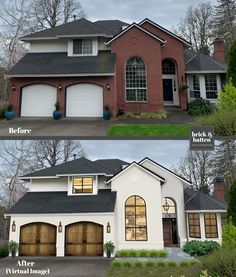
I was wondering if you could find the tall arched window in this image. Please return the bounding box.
[125,195,147,241]
[162,59,175,75]
[162,197,176,214]
[126,56,147,102]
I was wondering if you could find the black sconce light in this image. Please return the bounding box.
[58,84,62,90]
[106,222,111,233]
[12,85,16,91]
[58,222,62,233]
[163,198,170,213]
[12,221,16,232]
[106,84,111,91]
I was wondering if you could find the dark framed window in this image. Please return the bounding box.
[72,177,93,193]
[189,75,200,98]
[162,59,176,75]
[205,75,218,99]
[125,195,147,241]
[188,213,201,238]
[126,56,147,102]
[73,39,92,55]
[204,213,218,238]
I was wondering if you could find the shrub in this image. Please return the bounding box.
[202,248,236,277]
[156,261,166,267]
[0,244,9,257]
[158,249,168,257]
[134,261,142,268]
[111,261,121,267]
[145,261,155,267]
[222,219,236,249]
[218,79,236,111]
[121,111,166,119]
[196,109,236,136]
[0,107,6,118]
[227,180,236,226]
[138,249,149,257]
[122,261,132,268]
[116,250,129,257]
[188,98,215,116]
[116,249,168,258]
[183,240,220,256]
[179,260,190,267]
[167,261,177,267]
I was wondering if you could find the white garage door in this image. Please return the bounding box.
[21,84,57,117]
[66,84,103,117]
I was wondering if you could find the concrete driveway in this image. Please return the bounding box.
[0,257,112,277]
[0,108,191,137]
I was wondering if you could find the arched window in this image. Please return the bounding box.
[125,195,147,241]
[126,56,147,102]
[162,59,175,75]
[162,197,176,214]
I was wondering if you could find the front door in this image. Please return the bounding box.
[65,222,103,256]
[163,79,173,102]
[162,218,178,246]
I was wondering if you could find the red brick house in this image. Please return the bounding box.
[6,18,227,117]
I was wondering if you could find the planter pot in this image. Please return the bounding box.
[106,251,111,258]
[11,250,16,258]
[53,110,62,120]
[103,110,111,120]
[118,109,124,116]
[5,111,15,120]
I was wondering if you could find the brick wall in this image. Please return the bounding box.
[0,68,5,100]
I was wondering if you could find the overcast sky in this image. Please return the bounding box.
[80,140,189,168]
[80,0,218,28]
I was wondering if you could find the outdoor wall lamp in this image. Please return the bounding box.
[58,84,62,90]
[163,198,170,213]
[12,85,16,91]
[58,222,62,233]
[106,222,111,233]
[12,221,16,232]
[106,84,111,91]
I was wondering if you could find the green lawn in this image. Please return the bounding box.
[107,124,190,137]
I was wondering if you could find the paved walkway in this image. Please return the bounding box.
[0,257,112,277]
[0,108,191,137]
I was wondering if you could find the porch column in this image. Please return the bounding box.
[56,223,65,257]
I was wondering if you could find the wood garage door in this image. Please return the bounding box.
[21,84,57,117]
[19,223,56,256]
[65,222,103,256]
[66,84,103,117]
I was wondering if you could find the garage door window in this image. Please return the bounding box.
[72,177,93,194]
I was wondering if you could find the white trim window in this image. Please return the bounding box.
[189,75,200,98]
[205,74,218,99]
[126,56,147,102]
[72,177,93,194]
[73,39,92,55]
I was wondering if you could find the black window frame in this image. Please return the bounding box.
[188,213,201,238]
[204,213,218,238]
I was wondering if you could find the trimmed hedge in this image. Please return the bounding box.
[0,244,9,257]
[111,260,197,268]
[183,240,220,256]
[116,249,168,258]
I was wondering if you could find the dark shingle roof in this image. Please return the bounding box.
[185,48,227,73]
[184,187,227,211]
[22,157,115,178]
[7,51,116,76]
[94,20,129,35]
[6,190,116,214]
[95,159,130,174]
[21,18,116,40]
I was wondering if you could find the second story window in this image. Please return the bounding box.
[72,177,93,193]
[73,39,93,55]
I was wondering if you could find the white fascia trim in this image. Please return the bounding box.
[139,18,192,47]
[57,34,111,38]
[6,73,115,78]
[106,23,166,45]
[19,176,59,180]
[21,37,58,41]
[139,158,192,186]
[5,212,115,217]
[185,71,226,74]
[185,210,226,213]
[106,162,165,184]
[57,173,113,177]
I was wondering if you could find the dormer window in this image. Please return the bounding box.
[72,177,93,193]
[73,39,92,55]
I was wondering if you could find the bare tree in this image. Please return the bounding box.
[175,2,214,54]
[33,0,86,29]
[173,150,214,193]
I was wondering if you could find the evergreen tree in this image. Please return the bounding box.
[227,40,236,85]
[227,180,236,225]
[214,0,236,49]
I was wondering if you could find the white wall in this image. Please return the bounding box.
[30,40,67,53]
[30,178,68,192]
[140,160,188,247]
[111,164,164,250]
[98,38,110,50]
[9,213,115,257]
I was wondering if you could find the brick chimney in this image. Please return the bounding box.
[213,38,225,63]
[213,176,225,202]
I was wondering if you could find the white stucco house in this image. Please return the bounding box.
[5,157,227,257]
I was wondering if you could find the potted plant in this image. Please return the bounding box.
[104,241,115,258]
[8,241,19,258]
[103,105,111,120]
[178,83,189,91]
[53,101,62,120]
[5,104,15,120]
